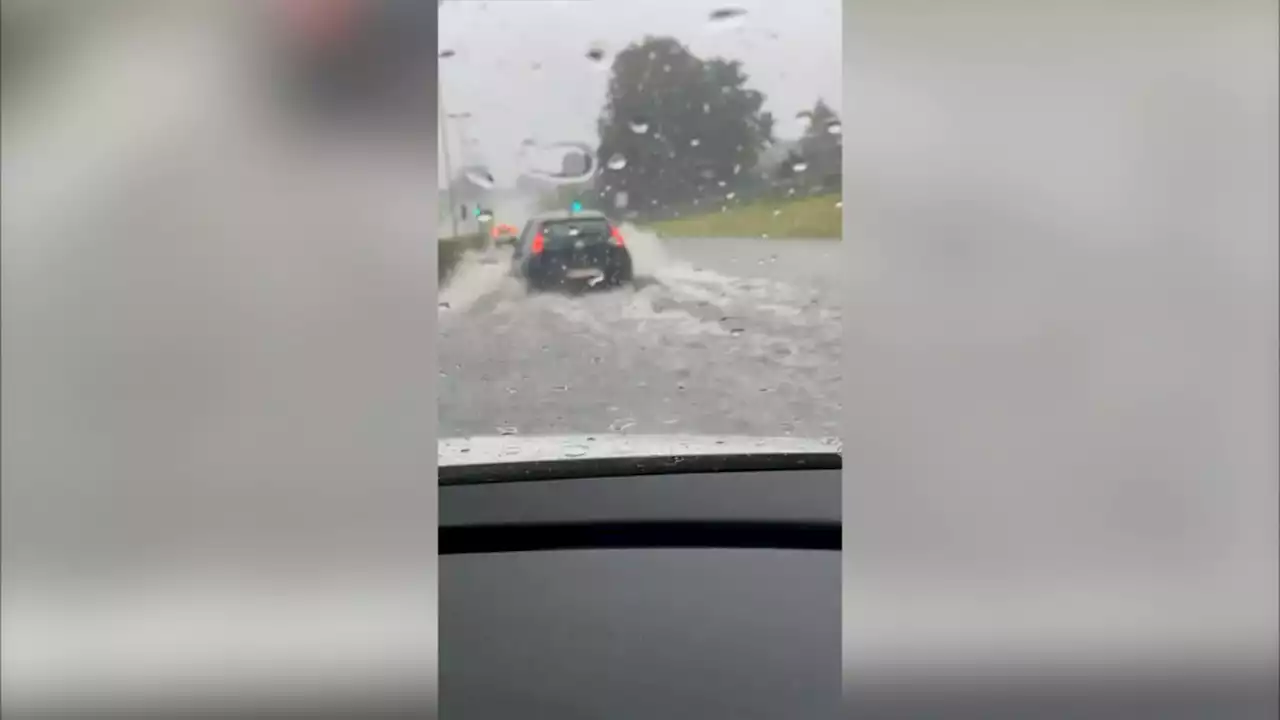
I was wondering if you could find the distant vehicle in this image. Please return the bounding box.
[491,223,519,246]
[511,210,633,292]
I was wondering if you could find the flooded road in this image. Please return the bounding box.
[438,233,842,439]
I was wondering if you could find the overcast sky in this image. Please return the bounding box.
[437,0,842,187]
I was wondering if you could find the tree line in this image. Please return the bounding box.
[549,35,842,218]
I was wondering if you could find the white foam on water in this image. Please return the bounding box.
[438,250,512,315]
[612,223,670,278]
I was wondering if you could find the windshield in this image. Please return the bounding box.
[437,1,842,459]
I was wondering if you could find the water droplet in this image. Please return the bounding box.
[506,387,518,395]
[826,119,842,135]
[585,44,607,63]
[464,166,496,189]
[497,426,518,436]
[729,328,745,337]
[732,163,742,175]
[708,7,748,27]
[553,385,569,392]
[476,210,494,223]
[702,102,711,114]
[520,141,598,185]
[606,153,627,170]
[790,160,809,173]
[439,49,456,59]
[689,138,701,147]
[725,191,736,200]
[795,110,813,132]
[772,209,783,217]
[629,118,650,134]
[761,233,770,239]
[834,201,843,208]
[563,444,589,458]
[438,301,451,309]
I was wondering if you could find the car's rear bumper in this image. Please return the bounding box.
[527,249,632,286]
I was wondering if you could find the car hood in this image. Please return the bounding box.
[439,434,841,467]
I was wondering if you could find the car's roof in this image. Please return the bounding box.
[532,209,610,223]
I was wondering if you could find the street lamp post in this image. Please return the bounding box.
[438,97,460,239]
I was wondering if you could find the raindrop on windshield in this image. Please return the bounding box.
[497,426,518,436]
[826,119,843,135]
[729,328,745,337]
[790,159,809,173]
[794,110,813,133]
[520,141,598,184]
[585,44,607,63]
[834,201,843,208]
[606,153,627,170]
[708,7,748,28]
[772,209,783,217]
[464,166,496,189]
[689,138,701,147]
[563,444,589,458]
[628,118,650,134]
[439,49,456,59]
[725,191,736,200]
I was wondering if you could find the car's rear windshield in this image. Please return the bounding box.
[540,218,612,247]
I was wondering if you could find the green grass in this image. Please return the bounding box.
[645,193,842,239]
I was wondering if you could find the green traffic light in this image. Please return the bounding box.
[570,201,582,213]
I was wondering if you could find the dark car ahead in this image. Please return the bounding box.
[511,211,633,292]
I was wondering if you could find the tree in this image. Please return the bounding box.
[593,36,775,215]
[796,98,842,190]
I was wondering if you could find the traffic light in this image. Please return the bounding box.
[570,200,582,213]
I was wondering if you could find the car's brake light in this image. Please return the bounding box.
[531,233,545,254]
[610,226,626,247]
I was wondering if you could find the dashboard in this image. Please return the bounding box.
[439,463,843,719]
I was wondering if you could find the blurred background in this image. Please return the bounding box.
[3,0,439,715]
[843,0,1278,710]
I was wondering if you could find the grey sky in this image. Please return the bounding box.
[437,0,842,186]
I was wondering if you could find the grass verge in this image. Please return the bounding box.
[645,193,842,239]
